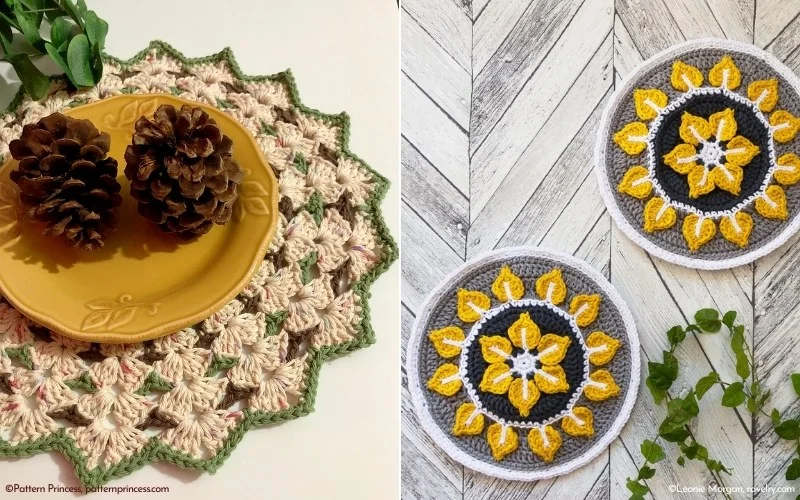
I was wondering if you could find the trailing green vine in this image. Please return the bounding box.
[627,308,800,500]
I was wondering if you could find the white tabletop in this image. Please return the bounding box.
[3,1,399,499]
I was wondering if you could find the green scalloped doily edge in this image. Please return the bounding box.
[0,40,398,487]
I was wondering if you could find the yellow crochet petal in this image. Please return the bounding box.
[507,312,541,350]
[708,108,737,142]
[613,122,649,155]
[562,407,595,437]
[687,165,715,199]
[480,362,513,394]
[679,112,712,146]
[771,110,800,143]
[453,402,485,436]
[479,335,512,364]
[537,334,571,366]
[617,165,652,199]
[633,88,668,120]
[725,135,760,167]
[569,294,601,327]
[428,326,465,358]
[427,363,462,396]
[491,265,524,302]
[643,197,676,232]
[671,60,703,92]
[457,289,491,323]
[509,377,540,417]
[586,331,621,366]
[527,426,562,463]
[719,212,753,248]
[683,214,716,252]
[487,423,518,461]
[711,164,743,196]
[776,153,800,185]
[708,56,741,90]
[755,185,788,220]
[534,365,569,394]
[748,79,779,112]
[535,269,567,305]
[585,370,621,401]
[663,143,698,174]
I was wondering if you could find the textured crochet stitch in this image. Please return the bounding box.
[0,41,397,487]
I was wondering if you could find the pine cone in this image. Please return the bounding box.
[124,104,244,238]
[8,113,122,251]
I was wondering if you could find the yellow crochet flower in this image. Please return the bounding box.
[478,313,570,417]
[663,108,759,198]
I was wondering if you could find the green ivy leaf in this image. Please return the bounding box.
[721,382,745,407]
[66,33,93,86]
[667,325,685,346]
[677,455,685,467]
[695,308,722,332]
[772,408,782,426]
[722,310,737,328]
[626,479,649,498]
[638,465,656,480]
[776,419,800,440]
[640,440,665,463]
[787,458,800,481]
[791,373,800,397]
[695,371,719,400]
[659,425,690,443]
[730,327,750,380]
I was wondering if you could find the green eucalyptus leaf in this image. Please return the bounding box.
[66,33,93,86]
[788,459,800,481]
[84,10,107,48]
[13,3,44,51]
[8,52,49,99]
[721,382,745,407]
[50,16,73,49]
[776,419,800,440]
[44,41,72,81]
[640,440,665,463]
[695,372,719,400]
[722,310,737,328]
[76,0,87,14]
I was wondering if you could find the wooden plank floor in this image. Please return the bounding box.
[401,0,800,498]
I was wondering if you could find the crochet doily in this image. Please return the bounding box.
[0,41,396,486]
[406,248,639,481]
[596,39,800,269]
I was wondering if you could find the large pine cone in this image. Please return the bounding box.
[124,104,244,238]
[8,113,122,251]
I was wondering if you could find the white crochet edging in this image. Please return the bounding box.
[407,247,641,481]
[457,298,591,429]
[595,38,800,270]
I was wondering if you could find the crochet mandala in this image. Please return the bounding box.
[0,41,396,486]
[407,248,639,481]
[596,39,800,269]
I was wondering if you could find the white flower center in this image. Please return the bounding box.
[699,141,724,167]
[511,352,538,377]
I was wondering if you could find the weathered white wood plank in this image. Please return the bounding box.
[705,0,755,42]
[615,0,685,59]
[472,0,537,76]
[402,10,471,131]
[402,0,472,73]
[401,73,469,196]
[755,0,800,49]
[469,35,613,254]
[613,14,645,85]
[402,137,468,257]
[575,210,612,278]
[609,440,639,500]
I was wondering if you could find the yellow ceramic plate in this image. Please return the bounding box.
[0,94,278,343]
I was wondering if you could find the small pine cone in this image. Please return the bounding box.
[8,113,122,251]
[124,104,245,238]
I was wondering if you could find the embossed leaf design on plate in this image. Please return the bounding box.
[233,169,271,221]
[0,183,21,243]
[104,99,160,130]
[82,294,160,331]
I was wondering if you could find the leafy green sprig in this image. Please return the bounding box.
[0,0,108,99]
[628,309,800,499]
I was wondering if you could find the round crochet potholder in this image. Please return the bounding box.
[407,247,639,481]
[596,38,800,269]
[0,41,396,487]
